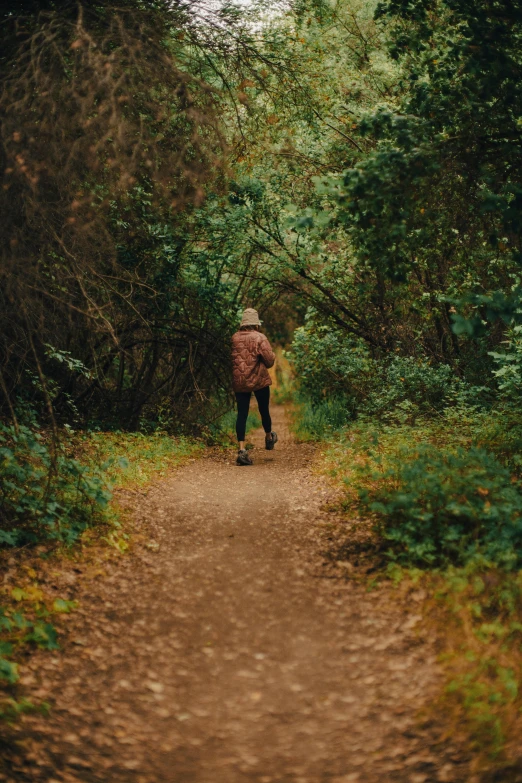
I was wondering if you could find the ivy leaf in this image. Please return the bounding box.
[53,598,78,613]
[11,587,28,602]
[0,657,19,684]
[27,622,59,650]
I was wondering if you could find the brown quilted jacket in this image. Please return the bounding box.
[231,330,275,393]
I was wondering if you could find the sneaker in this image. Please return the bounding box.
[265,431,278,451]
[236,448,253,466]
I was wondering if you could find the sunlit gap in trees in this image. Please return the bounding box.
[182,0,290,29]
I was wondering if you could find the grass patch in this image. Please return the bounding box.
[433,566,522,762]
[381,565,522,768]
[76,430,203,488]
[290,396,352,441]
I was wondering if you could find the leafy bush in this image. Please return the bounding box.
[0,424,112,547]
[358,444,522,568]
[477,420,522,475]
[490,325,522,399]
[290,323,374,410]
[290,320,472,424]
[364,356,460,421]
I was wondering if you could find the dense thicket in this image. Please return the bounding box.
[202,0,522,427]
[0,0,301,431]
[232,0,522,398]
[319,0,522,367]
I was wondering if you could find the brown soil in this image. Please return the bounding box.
[2,406,471,783]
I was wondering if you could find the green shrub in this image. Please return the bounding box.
[467,404,522,474]
[358,444,522,568]
[490,325,522,399]
[289,319,477,423]
[0,423,112,547]
[290,323,373,409]
[364,356,460,420]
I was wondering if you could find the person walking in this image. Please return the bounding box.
[231,308,278,466]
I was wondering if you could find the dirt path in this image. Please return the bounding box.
[3,406,470,783]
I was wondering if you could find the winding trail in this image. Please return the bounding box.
[5,406,469,783]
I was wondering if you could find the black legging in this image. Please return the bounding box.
[235,386,272,442]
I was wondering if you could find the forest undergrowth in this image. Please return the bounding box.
[0,401,262,723]
[0,428,200,722]
[289,390,522,771]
